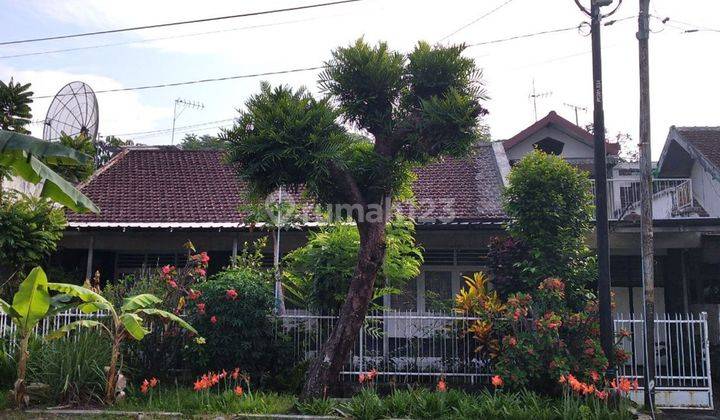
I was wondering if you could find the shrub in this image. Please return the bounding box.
[27,332,110,405]
[0,193,65,290]
[283,216,422,312]
[185,261,292,387]
[455,273,628,394]
[491,151,597,310]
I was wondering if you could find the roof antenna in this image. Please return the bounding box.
[529,79,552,121]
[563,102,588,126]
[171,98,204,145]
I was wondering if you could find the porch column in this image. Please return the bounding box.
[231,236,238,267]
[85,235,95,281]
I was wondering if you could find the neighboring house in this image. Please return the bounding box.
[48,112,720,338]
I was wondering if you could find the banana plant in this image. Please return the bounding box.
[0,267,52,407]
[46,284,198,403]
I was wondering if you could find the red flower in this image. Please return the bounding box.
[197,302,206,315]
[149,377,158,388]
[210,315,218,325]
[140,379,150,394]
[558,375,566,384]
[161,265,174,275]
[226,289,238,300]
[196,267,207,277]
[193,379,204,391]
[358,373,366,383]
[234,385,243,396]
[188,289,202,300]
[200,252,210,264]
[491,375,504,388]
[437,378,447,392]
[590,370,600,383]
[167,279,178,289]
[232,367,240,380]
[367,369,378,381]
[595,390,609,400]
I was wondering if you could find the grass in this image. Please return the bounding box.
[114,387,296,415]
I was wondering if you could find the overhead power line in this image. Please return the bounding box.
[0,15,342,60]
[0,0,362,46]
[439,0,516,42]
[36,21,634,99]
[36,66,326,99]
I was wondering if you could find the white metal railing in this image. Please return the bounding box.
[614,312,713,409]
[590,178,696,220]
[1,308,712,409]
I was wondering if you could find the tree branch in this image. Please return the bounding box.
[328,161,365,206]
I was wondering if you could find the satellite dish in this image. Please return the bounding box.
[43,81,99,142]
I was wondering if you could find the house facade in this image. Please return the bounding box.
[45,112,720,339]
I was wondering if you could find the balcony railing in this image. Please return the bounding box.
[590,178,698,220]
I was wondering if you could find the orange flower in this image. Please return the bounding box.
[590,370,600,383]
[611,378,632,393]
[358,373,366,383]
[149,377,159,388]
[491,375,504,388]
[219,369,227,379]
[232,367,240,380]
[558,375,567,384]
[234,385,244,396]
[437,378,447,392]
[193,379,204,391]
[140,379,150,394]
[367,369,378,381]
[595,390,609,400]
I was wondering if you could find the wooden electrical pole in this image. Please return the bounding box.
[574,0,618,378]
[638,0,656,408]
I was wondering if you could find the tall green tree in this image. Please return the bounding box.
[180,133,226,150]
[0,78,33,134]
[224,39,487,397]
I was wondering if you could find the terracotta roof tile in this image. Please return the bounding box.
[676,127,720,170]
[67,144,506,225]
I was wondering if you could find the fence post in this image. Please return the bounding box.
[358,319,364,375]
[701,312,714,410]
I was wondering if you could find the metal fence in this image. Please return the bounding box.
[614,312,713,409]
[0,308,107,349]
[590,178,695,219]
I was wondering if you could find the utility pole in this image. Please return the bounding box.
[575,0,620,378]
[529,79,552,121]
[638,0,656,409]
[171,98,204,145]
[564,102,588,126]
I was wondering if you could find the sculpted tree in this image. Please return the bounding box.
[224,39,488,397]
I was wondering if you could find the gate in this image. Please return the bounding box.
[615,312,714,409]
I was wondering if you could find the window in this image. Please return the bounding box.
[390,277,418,311]
[533,137,565,155]
[424,271,453,312]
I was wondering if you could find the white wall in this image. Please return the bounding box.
[505,126,594,161]
[691,161,720,217]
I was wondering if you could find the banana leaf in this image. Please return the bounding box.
[0,130,92,166]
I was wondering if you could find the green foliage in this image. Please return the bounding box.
[0,78,33,134]
[27,332,110,405]
[0,337,16,388]
[338,387,385,420]
[295,397,339,416]
[115,387,296,415]
[180,133,226,150]
[0,193,66,283]
[47,133,96,183]
[283,216,422,312]
[0,130,100,213]
[185,261,292,387]
[223,82,347,200]
[492,151,597,309]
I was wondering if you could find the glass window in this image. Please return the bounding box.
[391,277,418,311]
[425,271,453,312]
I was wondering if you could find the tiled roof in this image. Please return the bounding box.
[67,144,506,226]
[676,127,720,170]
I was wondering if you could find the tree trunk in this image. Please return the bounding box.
[104,333,122,404]
[13,332,30,407]
[301,220,388,399]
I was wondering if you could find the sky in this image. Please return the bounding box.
[1,0,719,158]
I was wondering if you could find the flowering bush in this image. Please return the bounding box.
[185,259,293,388]
[103,242,210,379]
[455,273,626,394]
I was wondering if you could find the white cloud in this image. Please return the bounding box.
[0,65,169,140]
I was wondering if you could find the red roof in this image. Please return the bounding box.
[676,127,720,170]
[67,144,506,226]
[503,111,620,156]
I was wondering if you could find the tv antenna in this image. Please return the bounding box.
[171,98,204,145]
[564,102,588,126]
[529,79,552,121]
